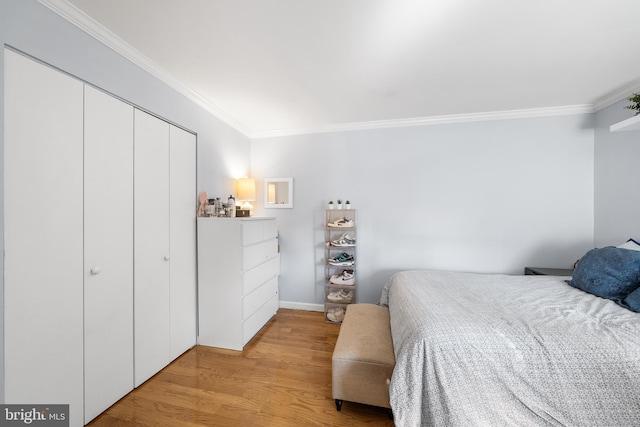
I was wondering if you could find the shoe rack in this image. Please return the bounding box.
[324,209,357,323]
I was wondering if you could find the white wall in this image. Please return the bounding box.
[594,100,640,246]
[252,114,595,308]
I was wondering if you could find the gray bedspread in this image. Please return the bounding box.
[380,270,640,427]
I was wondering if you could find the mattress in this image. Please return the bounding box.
[380,270,640,427]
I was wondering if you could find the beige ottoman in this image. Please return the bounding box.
[332,303,395,418]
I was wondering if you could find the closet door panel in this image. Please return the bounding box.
[169,126,197,359]
[134,109,171,387]
[4,49,84,423]
[84,86,134,422]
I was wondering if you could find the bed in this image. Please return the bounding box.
[380,269,640,427]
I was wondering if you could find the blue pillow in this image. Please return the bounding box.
[567,247,640,303]
[622,287,640,313]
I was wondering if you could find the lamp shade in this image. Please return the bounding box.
[236,177,256,201]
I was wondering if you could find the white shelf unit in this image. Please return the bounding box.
[610,114,640,132]
[324,209,357,323]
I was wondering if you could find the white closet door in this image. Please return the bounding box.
[4,50,84,423]
[134,109,171,387]
[84,86,134,423]
[169,126,197,359]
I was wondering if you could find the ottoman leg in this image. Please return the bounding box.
[335,399,343,411]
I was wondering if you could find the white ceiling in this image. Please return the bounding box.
[46,0,640,137]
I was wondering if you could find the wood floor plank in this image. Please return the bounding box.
[87,309,394,426]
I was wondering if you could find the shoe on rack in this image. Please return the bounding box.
[328,253,354,266]
[330,233,356,247]
[328,252,353,262]
[329,259,354,266]
[327,307,345,322]
[327,217,354,228]
[327,289,353,303]
[330,269,355,285]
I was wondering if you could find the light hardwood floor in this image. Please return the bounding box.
[88,309,395,426]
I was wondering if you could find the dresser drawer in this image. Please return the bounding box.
[243,276,278,321]
[243,294,279,346]
[242,255,279,295]
[262,220,278,240]
[242,219,277,246]
[242,238,277,271]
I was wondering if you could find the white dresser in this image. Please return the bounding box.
[197,217,280,350]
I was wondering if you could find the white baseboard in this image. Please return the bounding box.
[279,301,324,312]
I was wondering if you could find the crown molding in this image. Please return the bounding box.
[593,78,640,112]
[251,104,595,138]
[37,0,254,137]
[36,0,606,141]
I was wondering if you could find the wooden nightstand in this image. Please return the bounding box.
[524,267,574,276]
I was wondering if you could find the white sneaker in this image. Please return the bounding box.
[330,269,355,285]
[327,289,353,303]
[327,217,354,228]
[327,307,345,322]
[330,233,356,247]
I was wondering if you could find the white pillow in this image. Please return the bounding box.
[617,238,640,251]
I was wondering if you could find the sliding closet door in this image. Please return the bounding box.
[169,126,197,359]
[134,109,171,387]
[4,49,84,423]
[84,86,134,423]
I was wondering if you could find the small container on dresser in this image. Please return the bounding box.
[197,217,280,350]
